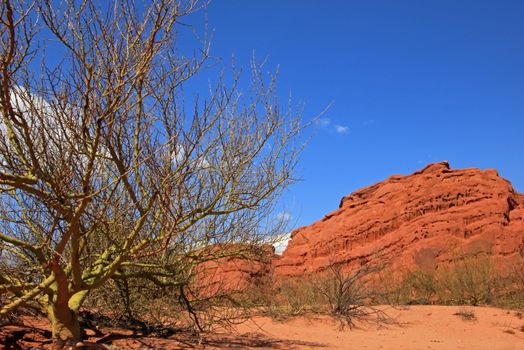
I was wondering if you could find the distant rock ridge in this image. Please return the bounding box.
[274,162,524,276]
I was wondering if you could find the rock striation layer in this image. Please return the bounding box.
[194,244,275,295]
[274,162,524,276]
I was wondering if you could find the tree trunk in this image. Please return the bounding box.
[47,302,82,349]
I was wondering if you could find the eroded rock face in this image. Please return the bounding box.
[193,244,275,296]
[275,162,524,276]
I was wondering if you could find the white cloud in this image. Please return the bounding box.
[315,117,350,135]
[273,232,291,255]
[0,87,110,172]
[335,125,349,134]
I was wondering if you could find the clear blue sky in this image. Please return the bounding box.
[185,0,524,226]
[186,0,524,228]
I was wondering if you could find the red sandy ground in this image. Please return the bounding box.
[1,306,523,349]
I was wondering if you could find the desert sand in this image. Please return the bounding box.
[3,305,523,349]
[233,306,524,350]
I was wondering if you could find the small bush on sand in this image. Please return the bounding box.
[278,277,326,316]
[251,262,392,328]
[453,307,477,321]
[315,264,391,329]
[404,270,437,305]
[251,276,327,320]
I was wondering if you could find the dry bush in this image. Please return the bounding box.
[83,245,277,334]
[247,262,393,329]
[245,275,326,320]
[85,268,259,334]
[402,270,437,305]
[373,271,411,305]
[436,255,496,305]
[315,264,391,329]
[277,277,326,316]
[491,259,524,309]
[85,279,184,332]
[0,309,20,327]
[374,254,524,309]
[453,306,477,321]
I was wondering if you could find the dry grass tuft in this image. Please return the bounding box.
[453,307,476,321]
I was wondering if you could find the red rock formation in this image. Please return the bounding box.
[275,162,524,276]
[193,244,275,296]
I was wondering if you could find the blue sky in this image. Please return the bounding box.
[184,0,524,228]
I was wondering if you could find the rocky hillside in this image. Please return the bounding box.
[275,162,524,276]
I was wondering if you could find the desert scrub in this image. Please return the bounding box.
[404,269,437,305]
[375,255,511,307]
[372,267,438,305]
[436,255,496,305]
[271,276,327,317]
[491,259,524,309]
[453,307,477,321]
[313,264,391,329]
[256,263,392,328]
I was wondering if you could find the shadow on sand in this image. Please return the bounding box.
[95,331,328,349]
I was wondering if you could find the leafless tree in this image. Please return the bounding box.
[0,0,302,347]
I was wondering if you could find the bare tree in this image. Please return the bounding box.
[0,0,302,347]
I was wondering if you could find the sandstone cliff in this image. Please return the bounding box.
[274,162,524,276]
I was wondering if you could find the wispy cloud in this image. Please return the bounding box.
[316,118,331,127]
[276,211,292,222]
[335,125,349,134]
[316,118,349,135]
